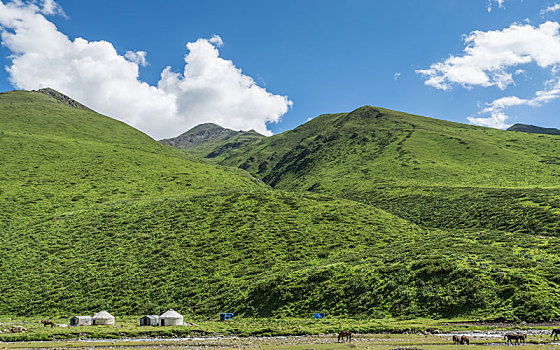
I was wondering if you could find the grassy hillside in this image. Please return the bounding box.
[4,190,560,321]
[0,90,261,225]
[3,90,560,322]
[214,106,560,233]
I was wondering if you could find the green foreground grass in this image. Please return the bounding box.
[1,318,560,350]
[0,315,556,341]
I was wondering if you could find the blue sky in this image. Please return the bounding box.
[1,0,560,138]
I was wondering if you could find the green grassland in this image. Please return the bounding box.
[0,315,556,343]
[0,315,460,341]
[1,318,560,349]
[2,90,560,325]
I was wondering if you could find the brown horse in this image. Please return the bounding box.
[504,333,525,344]
[460,335,469,345]
[338,330,351,342]
[40,320,55,328]
[452,335,461,344]
[552,329,560,341]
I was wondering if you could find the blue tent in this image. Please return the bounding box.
[220,313,235,321]
[314,313,326,319]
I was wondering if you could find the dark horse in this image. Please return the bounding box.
[338,330,351,342]
[504,333,526,344]
[452,335,461,344]
[40,320,55,328]
[551,329,560,341]
[460,335,470,345]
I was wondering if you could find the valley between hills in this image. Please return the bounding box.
[2,88,560,329]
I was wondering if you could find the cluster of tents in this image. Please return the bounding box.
[70,309,184,326]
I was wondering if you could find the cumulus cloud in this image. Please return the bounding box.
[467,111,510,128]
[542,3,560,16]
[418,18,560,129]
[393,72,401,81]
[468,79,560,128]
[0,0,292,139]
[416,21,560,91]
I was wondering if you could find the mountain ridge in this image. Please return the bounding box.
[507,123,560,135]
[159,123,265,160]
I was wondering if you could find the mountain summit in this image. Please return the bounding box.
[159,123,264,159]
[34,87,92,111]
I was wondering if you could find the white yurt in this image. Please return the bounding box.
[159,309,183,326]
[92,310,115,325]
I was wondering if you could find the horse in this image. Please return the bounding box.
[504,333,525,344]
[338,330,351,342]
[552,329,560,341]
[452,335,461,344]
[460,335,469,345]
[40,320,55,328]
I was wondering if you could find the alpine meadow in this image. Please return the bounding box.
[1,88,560,325]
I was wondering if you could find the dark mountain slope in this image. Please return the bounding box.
[159,123,264,160]
[507,123,560,135]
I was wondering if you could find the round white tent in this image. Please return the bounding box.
[159,309,183,326]
[92,310,115,325]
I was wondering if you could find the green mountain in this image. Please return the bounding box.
[0,90,261,226]
[3,91,560,322]
[507,123,560,135]
[194,106,560,234]
[159,123,264,161]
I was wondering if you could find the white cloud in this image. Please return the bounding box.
[393,72,401,81]
[541,3,560,16]
[124,50,148,67]
[208,34,223,47]
[39,0,65,16]
[416,21,560,91]
[0,0,292,139]
[468,111,510,128]
[468,79,560,128]
[488,0,505,12]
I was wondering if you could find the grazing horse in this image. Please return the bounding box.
[504,333,525,344]
[460,335,469,345]
[40,320,55,328]
[452,335,461,344]
[338,330,351,342]
[552,329,560,341]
